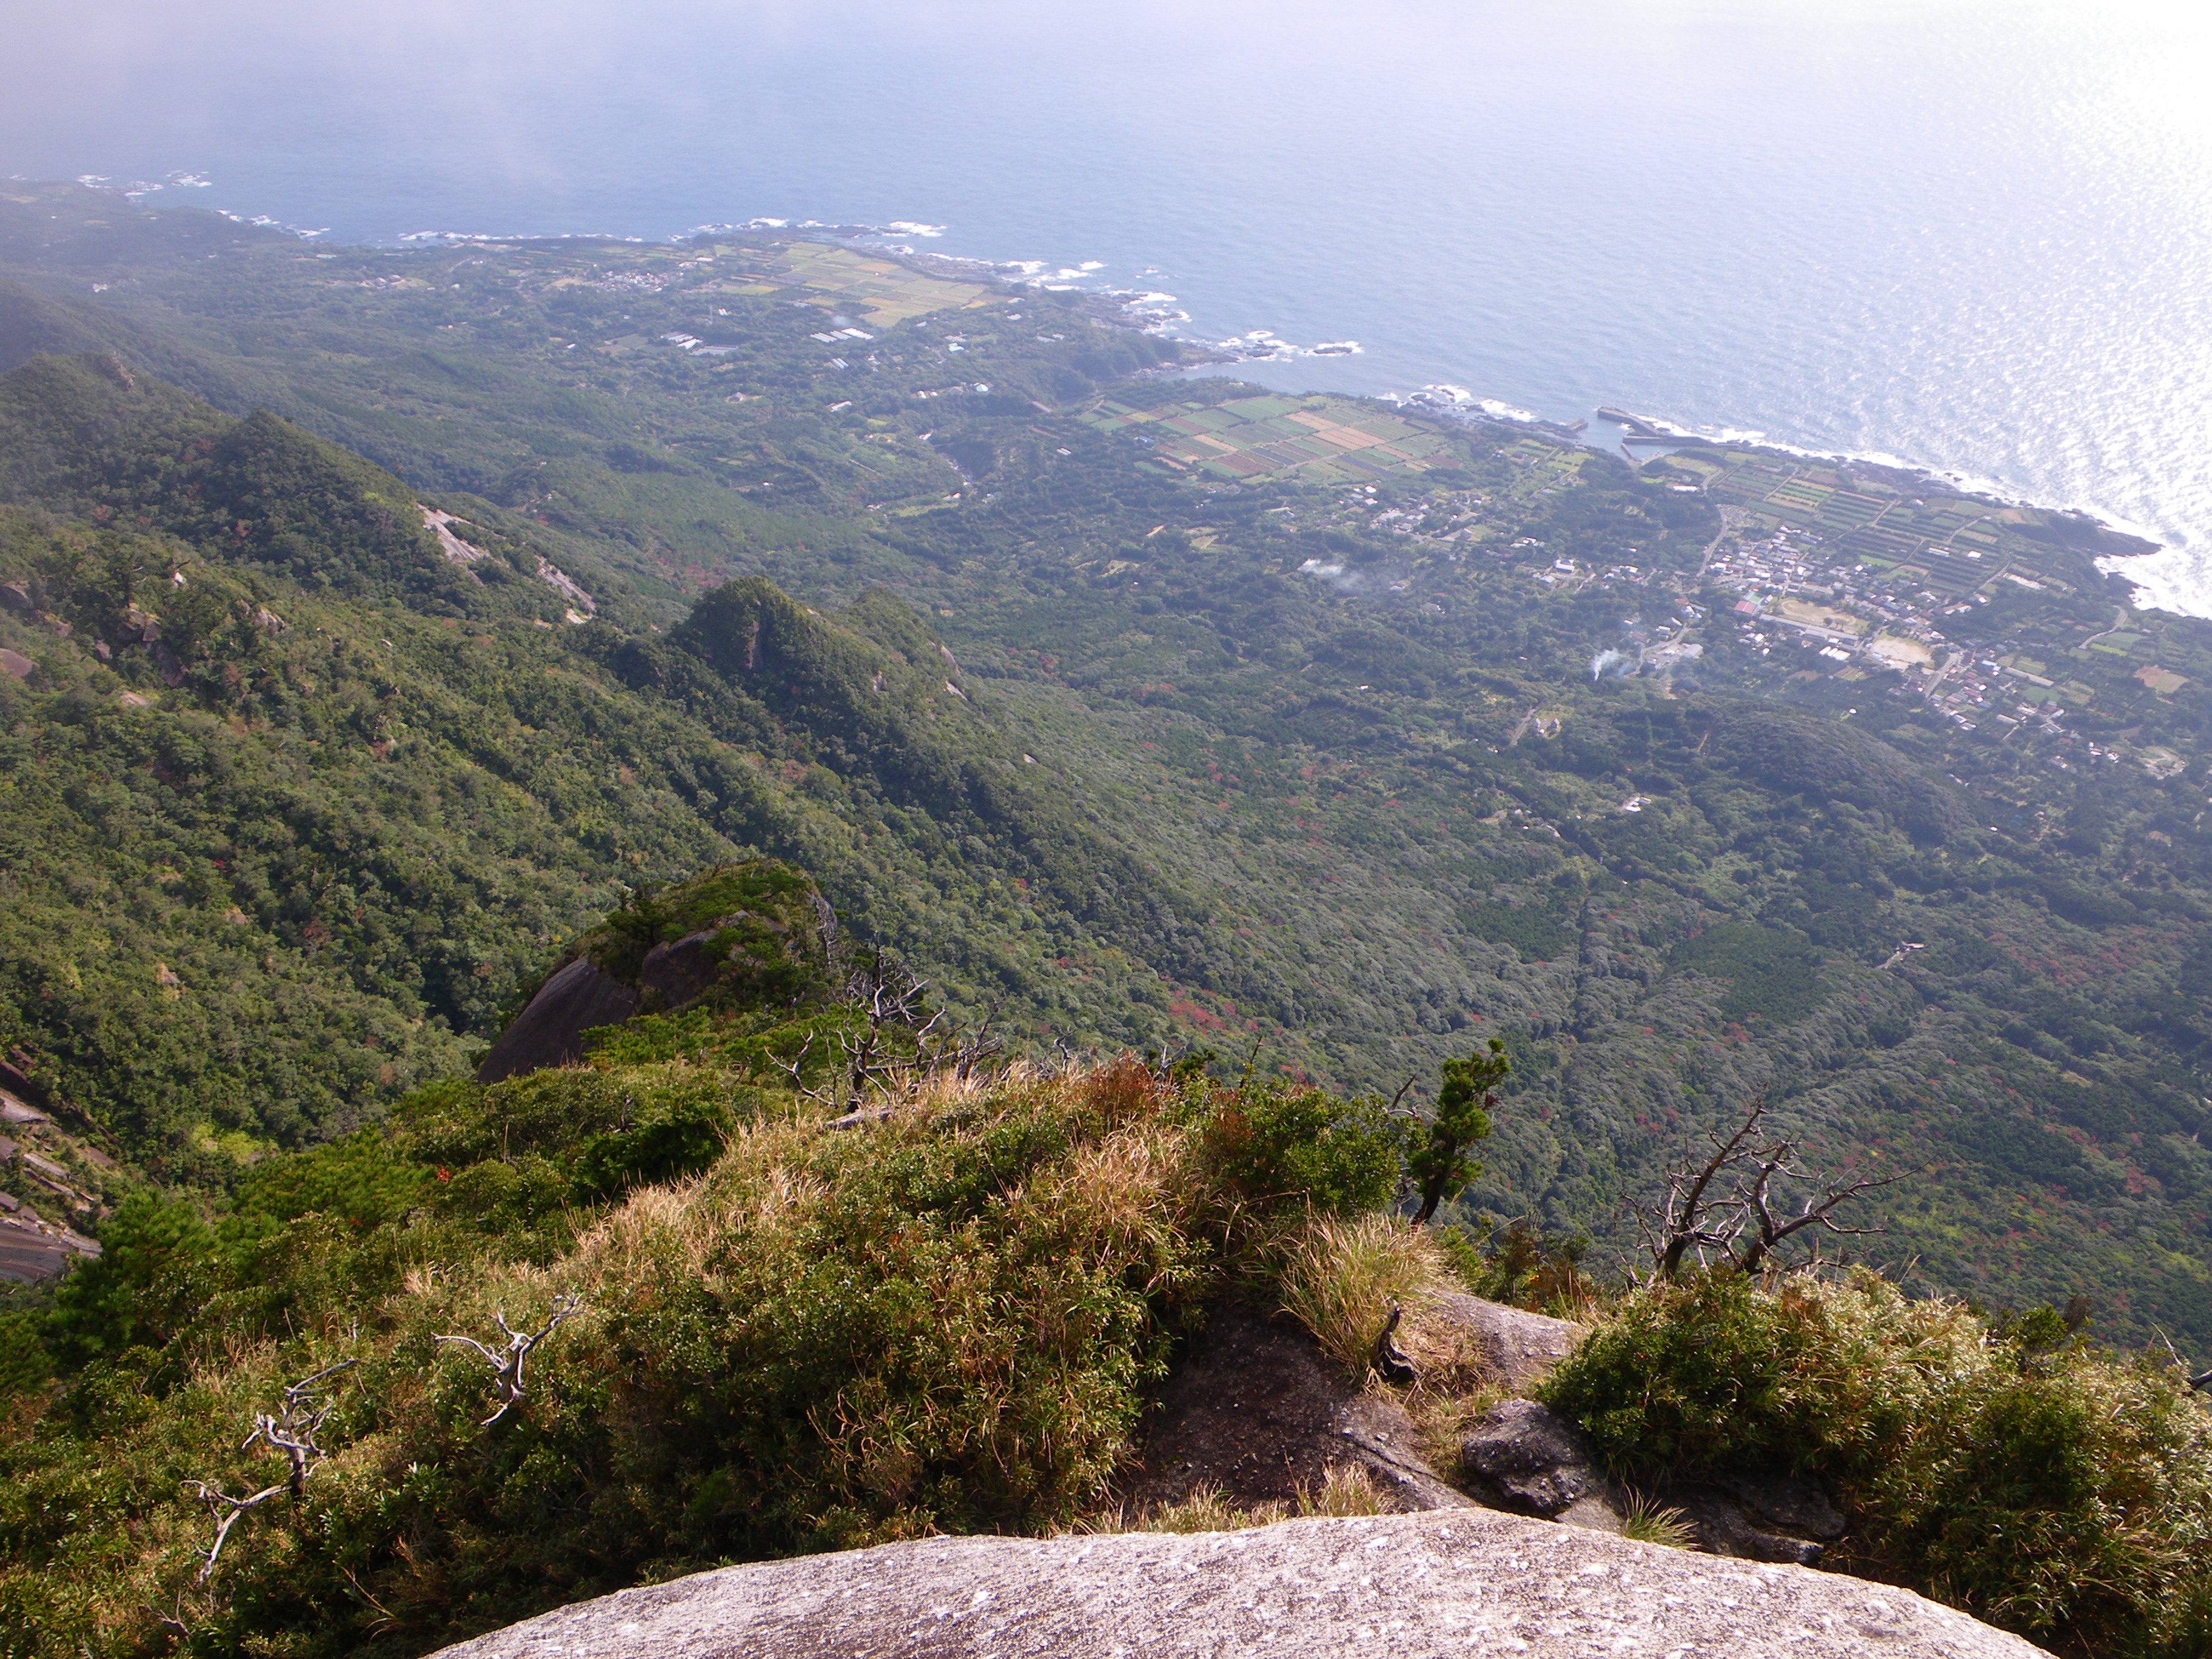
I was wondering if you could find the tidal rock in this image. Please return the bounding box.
[423,1510,2051,1659]
[1459,1397,1617,1518]
[475,957,639,1084]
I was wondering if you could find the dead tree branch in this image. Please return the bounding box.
[826,943,1009,1105]
[186,1480,289,1584]
[1639,1098,1898,1281]
[836,945,939,1107]
[435,1295,585,1425]
[186,1359,355,1581]
[934,994,1005,1082]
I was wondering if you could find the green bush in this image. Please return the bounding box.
[232,1131,428,1229]
[0,1312,50,1399]
[41,1191,212,1370]
[1197,1081,1401,1216]
[1541,1273,2212,1654]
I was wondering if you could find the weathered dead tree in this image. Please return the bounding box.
[1638,1098,1898,1281]
[434,1295,584,1426]
[836,945,943,1107]
[927,994,1006,1084]
[830,944,1007,1106]
[186,1359,354,1582]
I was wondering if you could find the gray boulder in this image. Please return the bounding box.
[637,928,728,1010]
[1460,1397,1617,1518]
[475,957,640,1084]
[1421,1288,1584,1389]
[1666,1470,1849,1566]
[424,1509,2050,1659]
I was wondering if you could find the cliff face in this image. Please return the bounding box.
[423,1510,2051,1659]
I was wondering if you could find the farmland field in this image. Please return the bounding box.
[1087,392,1447,483]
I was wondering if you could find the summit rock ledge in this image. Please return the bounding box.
[426,1509,2048,1659]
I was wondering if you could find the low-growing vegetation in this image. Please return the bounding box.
[0,1041,1421,1657]
[8,934,2212,1658]
[1541,1272,2212,1655]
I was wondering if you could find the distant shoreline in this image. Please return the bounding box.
[52,177,2198,614]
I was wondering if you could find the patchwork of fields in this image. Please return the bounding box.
[1085,392,1451,483]
[708,240,992,325]
[1669,448,2068,597]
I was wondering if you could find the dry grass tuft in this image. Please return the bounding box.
[1296,1463,1387,1517]
[1275,1212,1446,1378]
[1071,1482,1288,1535]
[1390,1289,1523,1472]
[1618,1489,1698,1549]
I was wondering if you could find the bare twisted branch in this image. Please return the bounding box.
[435,1295,585,1425]
[186,1358,355,1581]
[1639,1098,1897,1281]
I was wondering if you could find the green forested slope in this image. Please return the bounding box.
[0,178,2208,1350]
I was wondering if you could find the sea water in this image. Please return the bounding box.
[8,0,2211,611]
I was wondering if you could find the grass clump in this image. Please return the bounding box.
[1084,1463,1382,1536]
[1297,1463,1387,1518]
[1617,1490,1697,1550]
[1541,1272,2212,1655]
[1108,1482,1287,1535]
[1275,1213,1443,1377]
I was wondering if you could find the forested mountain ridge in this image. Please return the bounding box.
[0,380,1205,1182]
[0,176,2208,1352]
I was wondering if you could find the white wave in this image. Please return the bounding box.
[884,221,945,236]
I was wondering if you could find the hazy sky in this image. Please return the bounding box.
[12,0,2212,605]
[12,1,2211,236]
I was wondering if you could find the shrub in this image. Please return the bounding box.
[1198,1082,1401,1217]
[1541,1273,2212,1654]
[231,1130,427,1229]
[0,1058,1410,1658]
[41,1191,213,1370]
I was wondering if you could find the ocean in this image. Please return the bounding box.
[8,0,2211,611]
